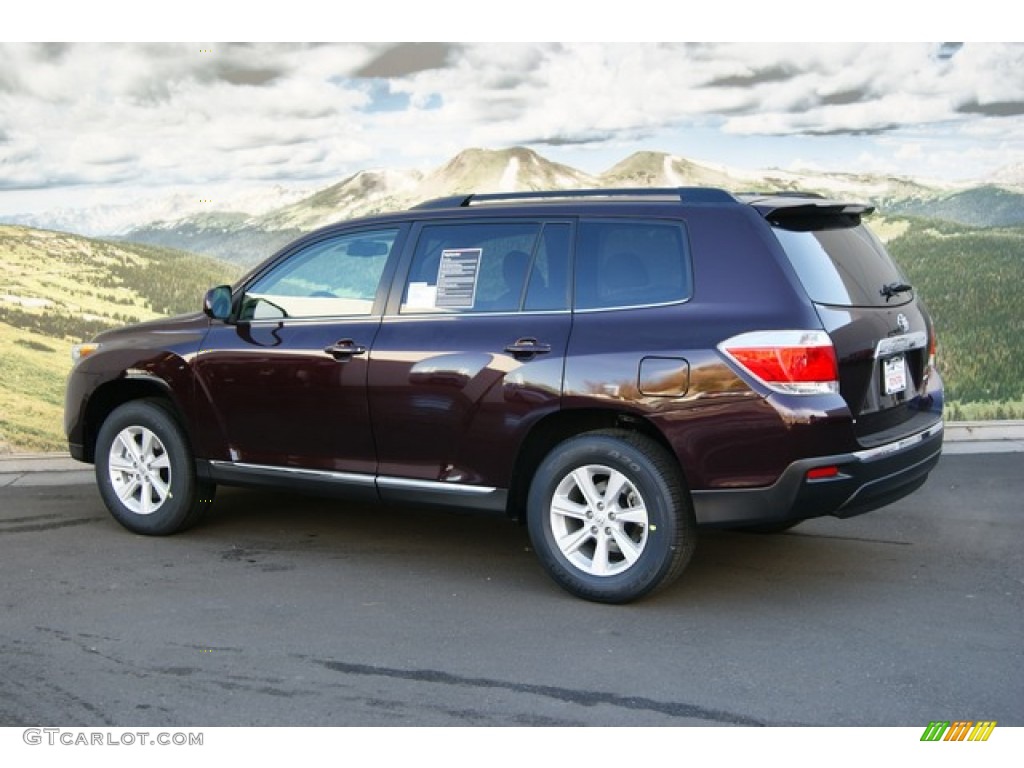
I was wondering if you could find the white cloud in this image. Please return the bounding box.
[0,41,1022,203]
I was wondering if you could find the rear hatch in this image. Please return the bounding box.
[754,198,937,444]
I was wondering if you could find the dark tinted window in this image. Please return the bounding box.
[401,222,568,313]
[575,220,691,310]
[772,222,910,308]
[524,224,571,311]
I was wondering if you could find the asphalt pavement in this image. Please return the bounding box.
[0,429,1021,727]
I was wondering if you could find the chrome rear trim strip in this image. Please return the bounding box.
[853,420,944,462]
[875,331,927,359]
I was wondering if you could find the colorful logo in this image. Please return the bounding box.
[920,721,997,742]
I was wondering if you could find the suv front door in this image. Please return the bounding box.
[194,227,403,478]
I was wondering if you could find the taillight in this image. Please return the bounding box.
[927,317,938,368]
[923,317,938,391]
[718,330,839,395]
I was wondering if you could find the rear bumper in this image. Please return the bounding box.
[693,419,944,527]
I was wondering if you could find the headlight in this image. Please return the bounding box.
[71,342,101,363]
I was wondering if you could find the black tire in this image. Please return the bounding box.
[527,430,696,604]
[94,399,215,535]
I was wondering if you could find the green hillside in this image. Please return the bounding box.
[1,214,1021,453]
[124,217,302,267]
[0,225,239,452]
[884,186,1024,228]
[883,217,1024,419]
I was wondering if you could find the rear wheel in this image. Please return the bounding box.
[95,399,214,535]
[527,430,695,603]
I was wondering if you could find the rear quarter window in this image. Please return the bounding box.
[772,221,910,308]
[575,220,691,310]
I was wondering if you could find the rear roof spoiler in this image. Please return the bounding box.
[738,193,875,220]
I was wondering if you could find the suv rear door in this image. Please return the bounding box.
[367,219,572,504]
[563,217,696,405]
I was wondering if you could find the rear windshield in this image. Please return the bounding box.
[772,221,910,308]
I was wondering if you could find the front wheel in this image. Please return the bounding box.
[527,430,696,603]
[94,399,214,535]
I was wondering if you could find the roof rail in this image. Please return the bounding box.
[411,187,736,210]
[736,191,826,200]
[412,195,474,209]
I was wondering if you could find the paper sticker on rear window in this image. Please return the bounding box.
[405,281,437,309]
[435,248,482,309]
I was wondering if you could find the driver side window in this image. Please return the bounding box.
[240,229,398,320]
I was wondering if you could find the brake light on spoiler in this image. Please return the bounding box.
[719,330,839,395]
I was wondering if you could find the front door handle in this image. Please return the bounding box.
[504,338,552,360]
[324,339,368,361]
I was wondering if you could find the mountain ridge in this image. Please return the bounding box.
[6,146,1023,265]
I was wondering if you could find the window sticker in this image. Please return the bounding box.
[435,248,482,309]
[406,281,437,310]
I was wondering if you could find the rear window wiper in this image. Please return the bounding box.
[880,281,913,301]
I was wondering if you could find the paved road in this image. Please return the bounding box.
[0,453,1020,727]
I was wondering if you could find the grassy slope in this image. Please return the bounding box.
[0,225,239,452]
[1,214,1021,452]
[0,323,69,451]
[883,217,1024,417]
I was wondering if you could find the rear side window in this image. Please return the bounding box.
[401,221,570,313]
[772,221,910,308]
[574,220,691,310]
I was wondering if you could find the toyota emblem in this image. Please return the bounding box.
[896,313,910,333]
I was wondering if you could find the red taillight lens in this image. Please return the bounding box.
[921,317,939,392]
[719,331,839,395]
[806,466,840,480]
[727,345,837,385]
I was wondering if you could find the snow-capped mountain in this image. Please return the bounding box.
[414,146,597,200]
[598,150,949,202]
[255,168,424,232]
[8,184,312,238]
[6,146,1022,265]
[124,148,605,263]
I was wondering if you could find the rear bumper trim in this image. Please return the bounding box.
[693,418,944,527]
[853,420,943,461]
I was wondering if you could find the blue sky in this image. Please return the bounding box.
[1,22,1021,219]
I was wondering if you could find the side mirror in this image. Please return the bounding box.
[203,285,233,320]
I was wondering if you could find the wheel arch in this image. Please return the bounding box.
[81,376,186,463]
[507,407,686,522]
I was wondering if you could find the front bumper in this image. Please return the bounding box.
[692,419,944,527]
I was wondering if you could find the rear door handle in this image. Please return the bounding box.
[324,339,368,361]
[504,338,552,360]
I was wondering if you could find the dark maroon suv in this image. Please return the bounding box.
[65,188,944,603]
